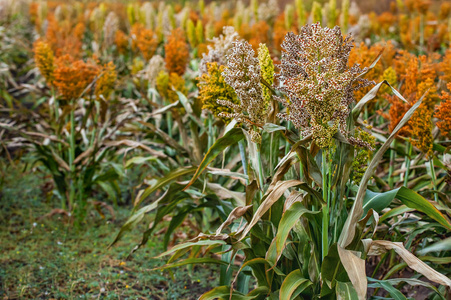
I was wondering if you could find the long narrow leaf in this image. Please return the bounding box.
[339,92,424,248]
[184,128,244,190]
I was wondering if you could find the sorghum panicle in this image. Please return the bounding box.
[131,23,158,61]
[95,61,117,100]
[144,55,165,89]
[199,26,240,75]
[220,40,267,143]
[435,83,451,139]
[103,12,119,48]
[277,23,373,148]
[34,40,55,86]
[257,43,274,110]
[53,55,99,101]
[351,127,376,185]
[164,28,190,76]
[198,62,239,122]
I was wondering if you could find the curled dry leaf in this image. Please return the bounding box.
[367,240,451,289]
[215,205,253,235]
[337,245,367,300]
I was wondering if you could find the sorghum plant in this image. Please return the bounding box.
[151,23,451,299]
[1,41,144,226]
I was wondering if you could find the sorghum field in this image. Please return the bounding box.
[1,0,451,299]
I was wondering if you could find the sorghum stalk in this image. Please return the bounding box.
[420,13,424,54]
[68,99,76,210]
[321,148,329,261]
[256,139,265,190]
[285,122,291,155]
[403,142,412,187]
[208,114,213,149]
[388,141,396,188]
[429,159,438,202]
[238,140,248,185]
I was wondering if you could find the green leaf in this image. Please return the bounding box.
[239,180,321,240]
[199,286,264,300]
[262,123,286,133]
[267,202,317,265]
[368,278,444,300]
[367,281,407,300]
[156,239,227,258]
[125,156,157,168]
[154,257,230,271]
[379,205,414,223]
[279,270,312,300]
[336,281,359,300]
[109,201,159,247]
[110,183,188,248]
[417,237,451,255]
[136,167,196,207]
[97,181,117,204]
[185,128,244,190]
[321,244,348,293]
[362,188,400,215]
[176,91,204,127]
[395,188,451,230]
[365,187,451,230]
[235,258,272,287]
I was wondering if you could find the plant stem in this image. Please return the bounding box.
[285,122,291,155]
[403,142,412,187]
[257,145,265,191]
[429,158,438,202]
[420,13,424,54]
[238,140,248,185]
[270,132,274,176]
[208,114,213,149]
[388,140,396,188]
[68,99,76,211]
[321,148,329,261]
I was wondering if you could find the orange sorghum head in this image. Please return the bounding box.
[410,80,436,157]
[95,62,117,100]
[53,55,100,101]
[415,0,431,14]
[272,14,287,53]
[435,83,451,138]
[115,30,129,55]
[384,94,411,136]
[45,14,84,58]
[249,21,270,51]
[34,40,55,86]
[440,50,451,83]
[131,23,158,60]
[164,28,189,76]
[410,105,433,157]
[439,2,451,20]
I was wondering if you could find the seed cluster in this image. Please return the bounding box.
[198,62,239,122]
[199,26,240,75]
[436,83,451,139]
[95,61,117,101]
[258,43,274,111]
[220,40,267,143]
[34,40,55,86]
[276,23,373,148]
[143,55,165,89]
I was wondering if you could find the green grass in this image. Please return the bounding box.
[0,162,219,299]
